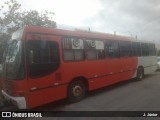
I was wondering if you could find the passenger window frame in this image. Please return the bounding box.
[27,40,60,77]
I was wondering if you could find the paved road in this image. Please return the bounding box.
[1,71,160,120]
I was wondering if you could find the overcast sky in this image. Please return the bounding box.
[2,0,160,44]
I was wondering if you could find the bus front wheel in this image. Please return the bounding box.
[68,80,86,103]
[136,67,144,80]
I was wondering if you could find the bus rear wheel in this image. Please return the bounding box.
[136,67,144,80]
[68,80,86,103]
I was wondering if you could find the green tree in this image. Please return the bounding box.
[0,0,56,63]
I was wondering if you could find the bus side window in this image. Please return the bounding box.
[63,49,84,61]
[62,38,85,61]
[74,50,84,60]
[86,50,97,60]
[28,40,60,77]
[63,50,74,61]
[86,40,105,60]
[105,41,119,58]
[148,43,156,56]
[119,41,131,57]
[97,50,105,59]
[132,42,141,57]
[141,43,149,56]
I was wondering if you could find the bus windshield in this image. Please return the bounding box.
[2,33,24,80]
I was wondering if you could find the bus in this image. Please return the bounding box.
[1,25,157,109]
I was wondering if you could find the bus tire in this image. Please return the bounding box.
[136,67,144,80]
[68,80,86,103]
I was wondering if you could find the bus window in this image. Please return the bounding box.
[86,40,105,60]
[63,37,84,61]
[97,50,105,59]
[63,50,74,61]
[63,50,84,61]
[141,43,149,56]
[74,50,84,60]
[119,41,131,57]
[27,40,60,77]
[3,40,24,80]
[132,42,141,56]
[148,43,156,56]
[86,50,97,60]
[105,41,119,58]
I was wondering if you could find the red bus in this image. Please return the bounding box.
[1,25,157,109]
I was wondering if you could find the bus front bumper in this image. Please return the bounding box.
[1,90,27,109]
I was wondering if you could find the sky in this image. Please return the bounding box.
[1,0,160,45]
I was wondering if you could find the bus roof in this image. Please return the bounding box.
[22,25,154,44]
[23,25,131,41]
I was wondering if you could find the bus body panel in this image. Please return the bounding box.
[137,56,157,74]
[27,57,137,108]
[27,84,68,109]
[25,33,68,108]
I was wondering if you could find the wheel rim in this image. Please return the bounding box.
[72,85,83,97]
[68,80,86,102]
